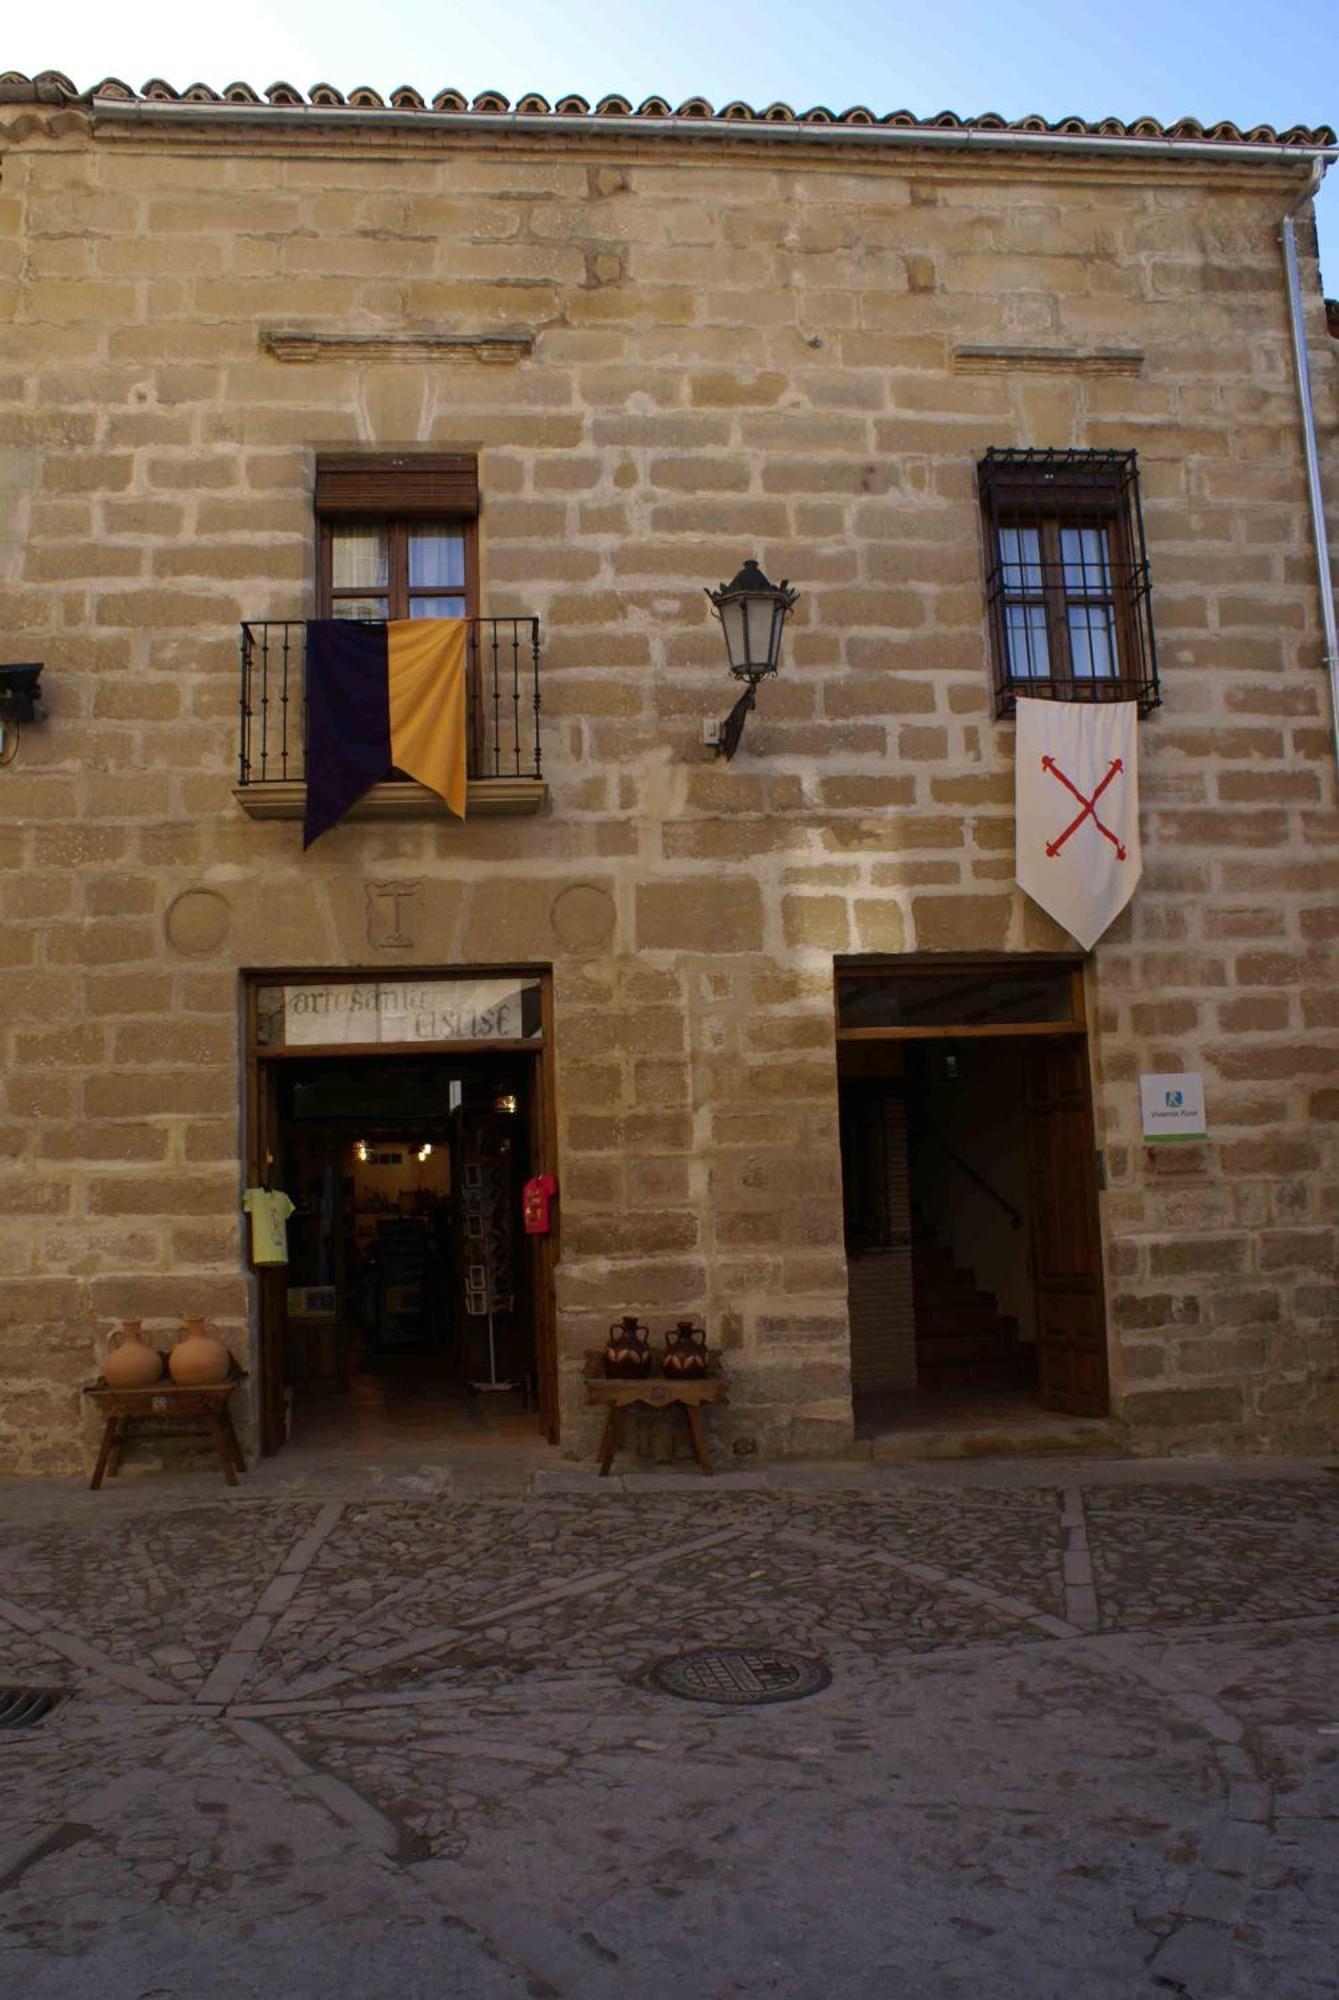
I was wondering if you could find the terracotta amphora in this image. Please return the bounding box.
[662,1320,710,1380]
[168,1315,230,1387]
[604,1315,655,1379]
[102,1320,163,1390]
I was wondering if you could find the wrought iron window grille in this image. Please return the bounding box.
[978,447,1160,717]
[237,618,543,788]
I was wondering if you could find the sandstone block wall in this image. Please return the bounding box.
[0,101,1336,1472]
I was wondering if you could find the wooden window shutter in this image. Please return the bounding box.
[315,453,479,519]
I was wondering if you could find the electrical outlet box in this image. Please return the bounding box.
[701,718,723,747]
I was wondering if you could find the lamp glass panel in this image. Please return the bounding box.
[744,593,775,668]
[769,598,788,666]
[719,597,748,671]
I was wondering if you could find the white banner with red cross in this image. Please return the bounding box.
[1014,697,1142,951]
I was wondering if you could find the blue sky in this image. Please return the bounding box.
[8,0,1338,283]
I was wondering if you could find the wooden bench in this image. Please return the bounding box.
[84,1381,247,1489]
[583,1351,729,1476]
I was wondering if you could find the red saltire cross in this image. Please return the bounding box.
[1042,754,1128,860]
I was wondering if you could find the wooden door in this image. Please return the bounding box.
[1024,1039,1110,1416]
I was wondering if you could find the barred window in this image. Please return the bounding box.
[979,448,1159,715]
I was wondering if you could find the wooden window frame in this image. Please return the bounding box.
[314,453,481,622]
[978,448,1160,716]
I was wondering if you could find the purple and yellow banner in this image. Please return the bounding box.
[303,618,467,847]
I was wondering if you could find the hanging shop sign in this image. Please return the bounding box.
[1139,1072,1207,1143]
[256,976,542,1049]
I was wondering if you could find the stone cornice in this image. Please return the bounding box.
[260,331,534,366]
[953,346,1146,376]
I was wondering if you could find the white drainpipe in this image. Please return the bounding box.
[1281,163,1339,771]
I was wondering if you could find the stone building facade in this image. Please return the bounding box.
[1,71,1337,1476]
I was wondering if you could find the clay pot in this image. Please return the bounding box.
[102,1320,163,1390]
[168,1316,230,1387]
[662,1319,710,1380]
[604,1315,655,1379]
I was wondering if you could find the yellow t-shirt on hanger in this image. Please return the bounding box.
[242,1187,295,1265]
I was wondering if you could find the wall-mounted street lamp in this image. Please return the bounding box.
[705,560,798,762]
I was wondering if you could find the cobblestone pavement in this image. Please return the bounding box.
[1,1458,1337,1998]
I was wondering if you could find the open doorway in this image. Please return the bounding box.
[837,959,1109,1437]
[246,970,555,1457]
[271,1053,538,1450]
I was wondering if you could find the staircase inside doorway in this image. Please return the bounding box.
[912,1236,1035,1391]
[837,966,1116,1449]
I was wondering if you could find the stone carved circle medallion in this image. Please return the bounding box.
[164,888,232,957]
[550,882,616,952]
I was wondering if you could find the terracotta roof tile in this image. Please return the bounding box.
[0,70,1333,147]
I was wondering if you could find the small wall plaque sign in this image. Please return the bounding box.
[1140,1072,1207,1142]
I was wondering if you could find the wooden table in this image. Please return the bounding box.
[84,1381,247,1489]
[584,1352,729,1476]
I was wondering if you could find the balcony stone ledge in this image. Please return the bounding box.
[232,777,548,821]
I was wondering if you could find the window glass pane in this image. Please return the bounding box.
[332,597,387,621]
[408,595,468,619]
[837,968,1076,1031]
[409,529,466,590]
[1068,604,1117,678]
[1005,601,1050,678]
[999,525,1042,590]
[1060,526,1111,593]
[331,528,388,590]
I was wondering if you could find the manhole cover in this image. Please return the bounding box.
[648,1648,830,1706]
[0,1687,67,1729]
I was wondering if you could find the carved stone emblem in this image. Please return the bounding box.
[164,888,232,957]
[365,880,422,950]
[550,882,616,952]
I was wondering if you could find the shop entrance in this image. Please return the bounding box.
[837,958,1108,1436]
[246,971,556,1456]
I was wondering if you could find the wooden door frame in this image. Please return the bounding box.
[243,964,558,1455]
[833,954,1108,1413]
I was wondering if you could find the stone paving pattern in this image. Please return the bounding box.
[0,1461,1337,1996]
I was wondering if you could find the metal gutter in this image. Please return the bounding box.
[86,99,1339,169]
[1281,163,1339,770]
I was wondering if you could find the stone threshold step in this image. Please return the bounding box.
[867,1417,1130,1463]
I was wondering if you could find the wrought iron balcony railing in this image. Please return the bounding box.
[237,618,543,788]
